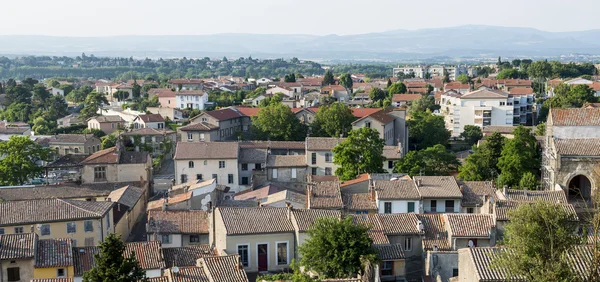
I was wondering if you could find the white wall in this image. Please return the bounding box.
[175,158,240,192]
[423,199,461,213]
[377,200,421,214]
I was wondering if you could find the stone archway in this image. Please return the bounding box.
[568,175,592,201]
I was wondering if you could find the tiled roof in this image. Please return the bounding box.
[238,148,267,163]
[414,176,462,199]
[460,89,507,99]
[169,79,204,84]
[309,181,343,209]
[107,185,145,209]
[554,138,600,156]
[495,200,578,221]
[218,207,295,235]
[91,115,124,123]
[467,247,515,281]
[119,151,150,164]
[178,122,219,132]
[238,141,306,150]
[35,238,73,268]
[417,214,451,251]
[165,266,209,282]
[368,230,390,245]
[379,213,423,235]
[203,108,244,121]
[501,79,532,86]
[149,88,176,98]
[0,184,112,201]
[340,173,370,188]
[461,181,496,207]
[172,178,216,192]
[73,247,100,276]
[550,108,600,126]
[174,142,238,160]
[374,244,405,261]
[200,255,249,282]
[233,184,284,201]
[0,199,113,226]
[138,114,165,123]
[309,175,340,182]
[31,279,74,282]
[121,127,175,136]
[164,245,215,267]
[509,87,534,95]
[444,82,470,90]
[445,214,495,238]
[504,188,567,203]
[147,192,192,211]
[343,193,377,210]
[266,155,306,167]
[46,134,97,144]
[216,200,259,208]
[262,190,306,207]
[482,125,533,134]
[382,146,402,160]
[124,241,166,270]
[80,147,118,164]
[306,137,346,151]
[0,233,36,260]
[148,277,170,282]
[233,107,260,117]
[177,90,207,96]
[352,109,395,125]
[291,209,342,232]
[392,94,422,102]
[148,210,209,234]
[375,179,421,200]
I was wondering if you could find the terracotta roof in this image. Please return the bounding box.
[444,82,470,90]
[343,193,377,210]
[233,107,260,117]
[501,79,532,87]
[147,192,192,211]
[169,79,204,84]
[305,137,346,151]
[414,176,462,199]
[80,147,118,164]
[138,114,165,123]
[417,214,451,251]
[91,115,124,123]
[165,266,209,282]
[107,185,144,209]
[217,207,295,235]
[35,238,73,268]
[340,173,370,188]
[368,230,390,244]
[202,108,243,121]
[200,255,249,282]
[0,126,29,134]
[177,90,206,96]
[291,209,342,232]
[460,89,507,99]
[392,94,422,102]
[509,87,534,95]
[0,199,113,226]
[73,247,99,276]
[148,210,209,234]
[504,188,567,203]
[149,88,176,98]
[233,184,284,201]
[461,181,496,207]
[122,127,175,136]
[0,233,37,260]
[174,142,239,160]
[178,122,220,132]
[266,155,306,167]
[216,200,258,208]
[353,109,395,125]
[163,245,215,267]
[45,134,97,144]
[550,108,600,126]
[375,179,421,200]
[445,214,495,238]
[351,108,383,118]
[124,241,166,270]
[374,244,405,260]
[583,102,600,108]
[554,138,600,156]
[238,147,267,163]
[379,213,423,235]
[309,181,343,209]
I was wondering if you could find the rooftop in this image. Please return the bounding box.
[550,108,600,126]
[35,238,73,268]
[266,155,306,167]
[554,138,600,156]
[461,181,496,207]
[375,179,421,200]
[107,185,145,209]
[460,89,507,99]
[0,233,37,260]
[0,199,113,226]
[217,207,295,235]
[291,209,342,232]
[343,193,377,210]
[306,137,346,151]
[138,114,165,123]
[504,188,567,203]
[163,245,215,267]
[90,115,124,123]
[414,176,462,199]
[174,142,239,160]
[445,214,495,238]
[309,181,343,209]
[233,184,285,201]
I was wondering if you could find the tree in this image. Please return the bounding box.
[113,90,129,102]
[527,60,552,80]
[511,59,521,68]
[132,81,141,100]
[101,134,118,149]
[535,122,546,136]
[458,132,505,181]
[338,73,353,93]
[332,128,385,180]
[252,103,306,141]
[284,73,296,82]
[519,172,538,190]
[495,68,527,79]
[387,78,392,88]
[497,126,540,187]
[33,84,51,106]
[368,88,387,103]
[32,117,57,135]
[492,201,580,281]
[408,95,439,116]
[323,70,334,86]
[394,144,460,177]
[83,233,147,282]
[80,91,108,120]
[460,125,483,146]
[408,111,450,150]
[0,136,53,185]
[4,85,32,106]
[66,85,93,104]
[387,82,407,94]
[311,102,356,138]
[456,74,470,84]
[299,216,377,279]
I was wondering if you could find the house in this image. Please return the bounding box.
[305,137,345,176]
[34,238,74,280]
[343,193,377,214]
[212,207,295,272]
[374,178,421,214]
[87,115,125,135]
[0,183,120,202]
[320,85,349,102]
[178,108,250,142]
[0,199,113,246]
[266,86,294,98]
[260,190,306,208]
[0,123,31,141]
[307,181,343,210]
[382,145,402,173]
[147,107,183,121]
[445,214,496,249]
[57,114,82,128]
[292,108,315,124]
[149,89,177,108]
[162,245,216,267]
[168,79,204,91]
[147,192,193,211]
[147,210,209,247]
[49,87,65,97]
[234,184,285,202]
[169,178,222,210]
[174,142,239,192]
[237,146,268,188]
[107,185,146,242]
[289,208,342,251]
[121,127,177,158]
[392,94,421,107]
[175,90,209,110]
[351,108,409,148]
[162,254,249,282]
[266,155,306,183]
[0,233,36,282]
[133,114,165,129]
[37,134,101,157]
[460,181,496,214]
[79,146,152,185]
[498,79,533,92]
[339,173,371,194]
[414,176,462,213]
[444,82,470,94]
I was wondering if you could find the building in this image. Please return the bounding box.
[382,145,402,173]
[168,79,204,91]
[57,114,82,128]
[374,178,422,214]
[175,90,209,110]
[108,185,147,242]
[0,122,31,141]
[147,210,209,247]
[133,114,165,129]
[460,181,496,214]
[265,155,307,183]
[79,146,152,184]
[178,108,251,142]
[392,94,422,107]
[39,134,101,156]
[149,89,176,108]
[33,238,74,280]
[0,233,36,282]
[121,127,177,158]
[414,176,462,213]
[305,137,346,176]
[162,245,216,268]
[146,107,183,121]
[87,116,125,135]
[320,85,349,102]
[351,108,408,148]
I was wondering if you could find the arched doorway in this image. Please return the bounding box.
[568,175,592,201]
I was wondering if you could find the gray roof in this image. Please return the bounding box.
[0,184,116,201]
[0,127,29,134]
[414,176,462,199]
[306,137,346,151]
[554,138,600,156]
[382,145,402,160]
[0,199,113,226]
[374,244,405,261]
[504,188,567,203]
[461,181,496,207]
[201,255,249,282]
[119,151,149,164]
[91,115,124,123]
[163,246,215,267]
[239,141,305,150]
[467,248,516,281]
[460,89,507,99]
[0,233,37,260]
[445,214,495,238]
[238,148,267,163]
[107,185,145,208]
[309,181,343,209]
[375,179,421,200]
[291,209,342,232]
[174,142,239,160]
[217,207,295,235]
[46,134,98,144]
[121,127,175,136]
[147,210,209,234]
[266,155,306,167]
[379,213,423,235]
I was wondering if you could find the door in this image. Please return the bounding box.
[258,244,268,271]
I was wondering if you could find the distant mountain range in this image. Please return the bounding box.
[2,25,600,61]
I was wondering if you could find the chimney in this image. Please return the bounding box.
[503,185,508,198]
[415,179,421,187]
[286,202,292,220]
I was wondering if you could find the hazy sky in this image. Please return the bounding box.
[3,0,600,36]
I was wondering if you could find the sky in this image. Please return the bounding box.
[2,0,600,36]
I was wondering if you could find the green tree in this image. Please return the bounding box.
[368,88,387,103]
[311,102,356,138]
[497,126,540,187]
[458,132,505,181]
[4,84,32,106]
[408,111,450,150]
[495,68,527,79]
[0,136,53,185]
[132,81,141,100]
[535,122,546,136]
[80,91,108,120]
[332,127,385,181]
[394,144,460,177]
[252,103,306,141]
[456,74,470,84]
[32,117,57,135]
[511,59,521,68]
[299,216,377,279]
[284,73,296,82]
[387,78,392,88]
[83,233,147,282]
[33,84,51,106]
[519,172,538,190]
[460,125,483,146]
[113,90,129,102]
[492,201,580,281]
[323,70,334,85]
[527,60,552,80]
[338,73,353,93]
[83,128,106,138]
[408,95,439,116]
[101,134,118,149]
[387,82,407,94]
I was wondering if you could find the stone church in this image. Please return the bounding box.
[543,107,600,203]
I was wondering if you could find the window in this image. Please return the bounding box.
[381,261,393,276]
[311,167,317,175]
[7,267,19,282]
[202,118,208,122]
[181,174,188,184]
[200,133,205,141]
[84,221,94,232]
[291,168,297,179]
[228,174,234,184]
[404,237,412,251]
[106,214,110,228]
[445,200,455,212]
[190,235,200,243]
[57,268,66,278]
[453,269,459,277]
[272,169,278,179]
[407,202,415,213]
[430,200,437,212]
[212,174,218,183]
[67,222,76,234]
[203,160,208,165]
[161,234,171,244]
[14,227,24,234]
[388,161,394,169]
[325,152,332,163]
[158,123,164,129]
[196,174,203,180]
[0,228,4,235]
[277,242,288,265]
[325,167,332,175]
[181,104,184,108]
[242,163,248,171]
[467,207,474,214]
[219,161,225,168]
[74,147,79,153]
[384,202,392,214]
[189,161,195,168]
[242,177,249,185]
[94,166,107,181]
[187,133,193,141]
[238,245,249,267]
[41,224,51,236]
[311,153,317,165]
[365,121,371,128]
[255,163,262,170]
[500,102,506,106]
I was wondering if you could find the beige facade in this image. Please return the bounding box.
[48,137,101,156]
[353,116,396,146]
[81,160,152,184]
[87,117,125,135]
[306,150,338,176]
[1,259,34,282]
[175,158,239,190]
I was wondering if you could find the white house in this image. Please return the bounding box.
[50,87,65,96]
[133,114,165,129]
[175,90,209,110]
[174,142,240,192]
[374,178,422,214]
[414,176,462,213]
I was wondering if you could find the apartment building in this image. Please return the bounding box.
[178,107,252,142]
[38,134,101,156]
[351,108,408,148]
[175,90,209,110]
[79,146,152,184]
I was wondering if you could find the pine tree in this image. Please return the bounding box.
[83,233,147,282]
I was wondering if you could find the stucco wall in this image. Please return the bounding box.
[224,233,295,272]
[33,266,74,279]
[457,248,479,282]
[1,259,35,282]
